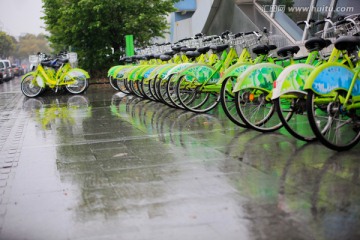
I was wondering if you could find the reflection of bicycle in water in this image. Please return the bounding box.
[226,133,360,239]
[23,95,91,130]
[279,148,360,240]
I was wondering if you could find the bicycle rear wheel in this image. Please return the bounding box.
[166,74,184,108]
[109,76,119,90]
[306,90,360,151]
[116,78,130,94]
[176,76,206,111]
[21,75,44,97]
[141,79,155,100]
[128,80,143,98]
[158,77,174,107]
[235,88,283,132]
[220,77,247,127]
[275,97,316,142]
[149,76,160,101]
[65,75,88,94]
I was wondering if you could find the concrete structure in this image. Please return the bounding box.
[170,0,214,42]
[0,75,360,240]
[170,0,360,48]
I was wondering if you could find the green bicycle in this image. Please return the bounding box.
[21,52,90,97]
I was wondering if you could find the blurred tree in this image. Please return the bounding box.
[42,0,178,76]
[0,31,16,58]
[14,34,52,60]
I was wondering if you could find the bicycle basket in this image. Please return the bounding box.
[29,55,39,65]
[243,33,261,47]
[68,52,78,63]
[268,35,291,49]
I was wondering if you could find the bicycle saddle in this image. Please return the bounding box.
[252,44,277,55]
[171,46,183,52]
[197,46,210,54]
[210,44,229,53]
[57,58,69,64]
[164,51,175,56]
[334,36,360,51]
[304,37,332,52]
[40,60,53,67]
[180,47,197,52]
[145,54,155,60]
[277,45,300,58]
[123,57,133,63]
[160,55,172,61]
[185,51,201,59]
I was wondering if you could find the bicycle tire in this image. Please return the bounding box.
[141,79,155,100]
[176,76,203,110]
[220,77,247,127]
[21,75,44,97]
[65,75,88,94]
[109,76,119,90]
[116,78,130,94]
[166,74,184,108]
[306,90,360,151]
[129,80,143,98]
[158,77,174,107]
[149,75,160,101]
[235,88,283,132]
[274,97,317,142]
[155,75,166,103]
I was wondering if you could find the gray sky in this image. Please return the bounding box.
[0,0,46,37]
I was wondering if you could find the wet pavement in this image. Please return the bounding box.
[0,78,359,240]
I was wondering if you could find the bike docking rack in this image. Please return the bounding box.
[108,15,360,151]
[313,14,360,55]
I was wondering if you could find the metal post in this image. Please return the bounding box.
[125,35,134,56]
[302,0,317,42]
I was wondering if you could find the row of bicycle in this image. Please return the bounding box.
[107,14,360,151]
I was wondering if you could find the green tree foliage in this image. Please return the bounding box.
[14,34,52,60]
[42,0,178,75]
[0,31,16,58]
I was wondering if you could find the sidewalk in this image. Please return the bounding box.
[0,79,359,240]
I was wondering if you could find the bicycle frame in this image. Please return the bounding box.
[24,62,88,89]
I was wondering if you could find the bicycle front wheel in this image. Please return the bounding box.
[65,75,88,94]
[220,77,247,127]
[109,76,119,90]
[235,88,283,132]
[116,78,130,94]
[21,74,44,97]
[275,97,316,142]
[306,90,360,151]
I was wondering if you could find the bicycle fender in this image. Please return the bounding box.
[131,65,155,81]
[145,64,177,81]
[272,64,314,100]
[21,72,36,81]
[177,64,218,84]
[217,63,253,85]
[65,68,90,79]
[304,62,360,96]
[156,64,178,80]
[22,72,47,88]
[108,65,122,77]
[115,66,134,79]
[233,63,284,93]
[164,63,192,80]
[127,66,144,81]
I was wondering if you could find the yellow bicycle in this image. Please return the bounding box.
[21,52,90,97]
